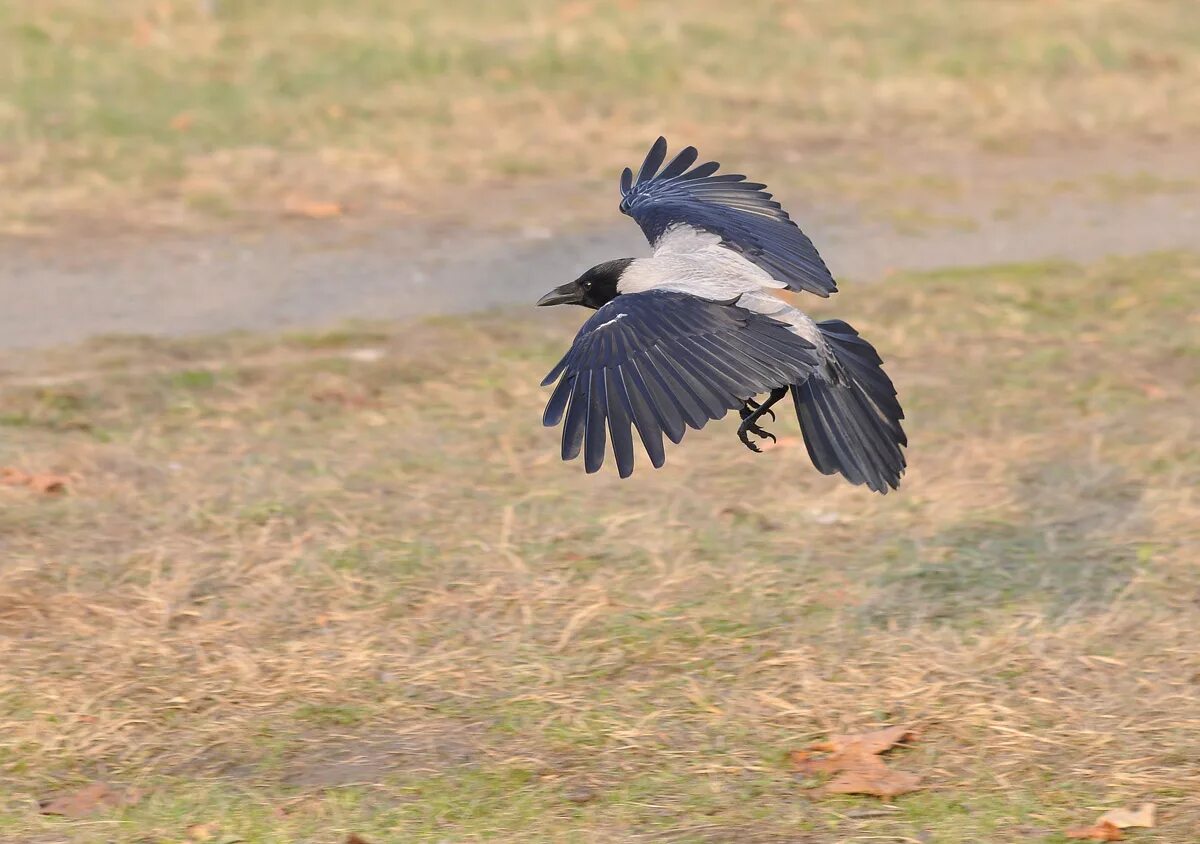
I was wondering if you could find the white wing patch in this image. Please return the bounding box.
[594,312,629,331]
[652,223,723,255]
[618,230,785,300]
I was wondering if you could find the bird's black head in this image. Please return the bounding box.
[536,259,632,310]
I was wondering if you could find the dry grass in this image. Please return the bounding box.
[1,252,1197,841]
[2,0,1200,231]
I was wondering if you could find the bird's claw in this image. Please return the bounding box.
[738,421,776,453]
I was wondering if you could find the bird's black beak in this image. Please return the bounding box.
[536,281,583,307]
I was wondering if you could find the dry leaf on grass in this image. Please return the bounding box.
[1066,803,1156,839]
[808,725,917,756]
[822,755,923,799]
[1065,820,1125,841]
[1098,803,1156,829]
[791,725,921,799]
[39,782,143,817]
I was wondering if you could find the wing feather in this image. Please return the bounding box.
[619,364,667,467]
[561,371,589,461]
[628,357,686,444]
[584,370,608,474]
[604,368,636,478]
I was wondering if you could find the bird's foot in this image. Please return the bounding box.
[739,398,775,423]
[738,418,777,453]
[738,388,788,452]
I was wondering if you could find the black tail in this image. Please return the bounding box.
[791,320,907,493]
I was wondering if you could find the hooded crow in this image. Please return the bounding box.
[537,138,907,493]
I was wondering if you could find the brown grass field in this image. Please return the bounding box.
[3,0,1200,231]
[3,1,1200,841]
[2,253,1198,841]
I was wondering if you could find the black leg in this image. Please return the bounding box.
[739,396,775,423]
[738,387,788,453]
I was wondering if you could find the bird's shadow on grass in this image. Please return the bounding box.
[858,458,1145,627]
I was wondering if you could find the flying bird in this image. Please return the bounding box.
[536,138,906,493]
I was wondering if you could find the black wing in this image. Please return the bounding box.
[541,291,820,478]
[619,137,837,297]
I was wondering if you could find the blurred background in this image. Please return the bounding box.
[1,2,1198,842]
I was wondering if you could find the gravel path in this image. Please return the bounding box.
[3,165,1198,350]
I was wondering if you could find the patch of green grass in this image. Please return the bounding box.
[167,369,218,390]
[294,703,370,727]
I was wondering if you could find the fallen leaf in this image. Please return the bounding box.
[791,748,850,775]
[809,725,917,756]
[39,782,142,817]
[1097,803,1156,829]
[1065,820,1124,841]
[283,195,344,219]
[345,835,373,844]
[791,725,921,799]
[824,756,922,799]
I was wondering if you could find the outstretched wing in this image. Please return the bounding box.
[541,290,820,478]
[619,137,837,297]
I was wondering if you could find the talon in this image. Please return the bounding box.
[737,420,775,452]
[738,429,763,453]
[737,387,787,454]
[745,423,776,443]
